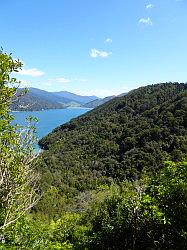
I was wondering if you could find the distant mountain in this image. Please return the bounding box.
[84,95,115,108]
[83,93,129,108]
[11,89,66,111]
[53,91,98,104]
[11,88,99,111]
[28,88,74,104]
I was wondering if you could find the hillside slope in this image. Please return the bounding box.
[28,88,74,104]
[37,83,187,204]
[11,89,66,111]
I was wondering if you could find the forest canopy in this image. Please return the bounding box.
[37,82,187,204]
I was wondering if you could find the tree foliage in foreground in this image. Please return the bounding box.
[85,161,187,249]
[2,161,186,249]
[0,50,39,243]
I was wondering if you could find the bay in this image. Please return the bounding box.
[12,108,91,151]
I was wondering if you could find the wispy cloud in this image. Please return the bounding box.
[56,77,87,84]
[17,68,45,77]
[57,77,71,83]
[105,38,113,43]
[90,49,112,58]
[146,4,153,9]
[139,17,153,25]
[73,78,88,82]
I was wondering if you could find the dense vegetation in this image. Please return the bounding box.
[3,161,187,249]
[1,49,187,249]
[37,83,187,211]
[0,50,39,247]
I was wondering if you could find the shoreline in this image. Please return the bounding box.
[11,107,92,112]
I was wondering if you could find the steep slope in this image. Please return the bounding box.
[37,83,187,204]
[84,96,115,108]
[53,91,98,104]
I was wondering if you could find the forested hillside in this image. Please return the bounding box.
[37,83,187,212]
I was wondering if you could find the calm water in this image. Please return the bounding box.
[12,108,90,150]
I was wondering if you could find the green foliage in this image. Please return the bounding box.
[36,83,187,214]
[0,50,22,134]
[82,161,187,249]
[0,50,39,246]
[23,161,187,250]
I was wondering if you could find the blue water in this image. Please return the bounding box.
[12,108,90,150]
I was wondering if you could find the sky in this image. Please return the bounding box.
[1,0,187,97]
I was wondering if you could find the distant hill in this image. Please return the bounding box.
[84,95,115,108]
[11,88,99,111]
[53,91,98,104]
[29,88,74,104]
[83,93,128,108]
[11,89,66,111]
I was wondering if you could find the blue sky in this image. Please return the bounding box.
[1,0,187,97]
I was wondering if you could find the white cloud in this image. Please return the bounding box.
[56,77,87,84]
[17,68,45,77]
[73,78,88,82]
[45,82,52,87]
[90,49,112,58]
[139,17,153,25]
[146,4,153,9]
[57,77,71,83]
[105,38,113,43]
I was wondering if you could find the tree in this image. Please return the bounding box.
[0,49,39,241]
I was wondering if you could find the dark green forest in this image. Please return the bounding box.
[1,52,187,250]
[31,82,187,249]
[37,83,187,210]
